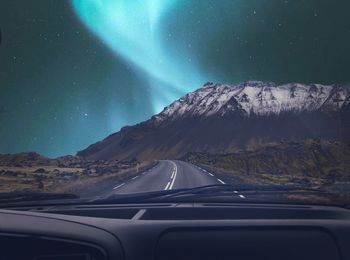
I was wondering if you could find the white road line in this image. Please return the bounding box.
[164,181,171,190]
[169,161,178,190]
[132,176,138,180]
[233,190,238,193]
[239,194,246,198]
[217,178,226,184]
[208,173,214,177]
[171,170,175,179]
[113,183,125,190]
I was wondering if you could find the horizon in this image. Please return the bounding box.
[2,80,348,159]
[1,0,350,157]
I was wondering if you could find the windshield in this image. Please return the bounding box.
[0,0,349,206]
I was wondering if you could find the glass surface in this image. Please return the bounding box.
[0,0,349,206]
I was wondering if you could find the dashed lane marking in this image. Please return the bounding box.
[217,178,226,184]
[113,183,125,190]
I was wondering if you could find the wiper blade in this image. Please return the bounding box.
[146,184,328,201]
[91,184,229,204]
[92,184,330,204]
[0,191,79,204]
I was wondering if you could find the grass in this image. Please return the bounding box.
[184,140,350,196]
[0,153,156,196]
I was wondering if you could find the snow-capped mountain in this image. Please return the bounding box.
[155,81,350,121]
[78,81,350,161]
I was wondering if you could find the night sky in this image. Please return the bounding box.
[0,0,349,158]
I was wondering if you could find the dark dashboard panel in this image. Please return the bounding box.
[0,210,124,260]
[156,228,341,260]
[0,234,106,260]
[0,204,349,260]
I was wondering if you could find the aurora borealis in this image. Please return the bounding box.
[71,0,204,113]
[0,0,349,157]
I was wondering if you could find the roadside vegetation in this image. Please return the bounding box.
[184,140,350,197]
[0,152,155,196]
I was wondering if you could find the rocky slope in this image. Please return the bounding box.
[183,139,350,201]
[155,81,349,119]
[184,140,350,185]
[0,152,141,193]
[77,81,350,161]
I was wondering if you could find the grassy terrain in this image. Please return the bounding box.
[0,152,155,195]
[184,140,350,196]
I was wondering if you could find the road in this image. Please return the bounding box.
[110,160,245,199]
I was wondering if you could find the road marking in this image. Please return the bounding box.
[169,161,178,190]
[239,194,246,198]
[132,176,138,180]
[164,181,171,190]
[233,190,238,193]
[208,173,214,177]
[217,178,225,184]
[113,183,125,190]
[171,170,175,179]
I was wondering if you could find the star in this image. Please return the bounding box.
[1,0,349,157]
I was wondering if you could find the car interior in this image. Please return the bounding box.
[0,200,349,260]
[1,0,349,259]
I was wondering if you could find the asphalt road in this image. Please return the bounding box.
[111,160,245,199]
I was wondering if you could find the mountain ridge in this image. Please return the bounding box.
[153,81,350,121]
[77,81,350,161]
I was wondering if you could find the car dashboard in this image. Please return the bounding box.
[0,203,349,260]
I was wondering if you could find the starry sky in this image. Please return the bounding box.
[0,0,349,158]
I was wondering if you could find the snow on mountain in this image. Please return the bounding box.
[78,81,350,161]
[155,81,350,121]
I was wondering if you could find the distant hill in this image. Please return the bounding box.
[77,81,350,161]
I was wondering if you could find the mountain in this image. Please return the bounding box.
[77,81,350,161]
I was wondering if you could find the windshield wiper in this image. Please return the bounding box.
[90,184,230,204]
[0,191,79,204]
[0,185,342,207]
[91,184,329,204]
